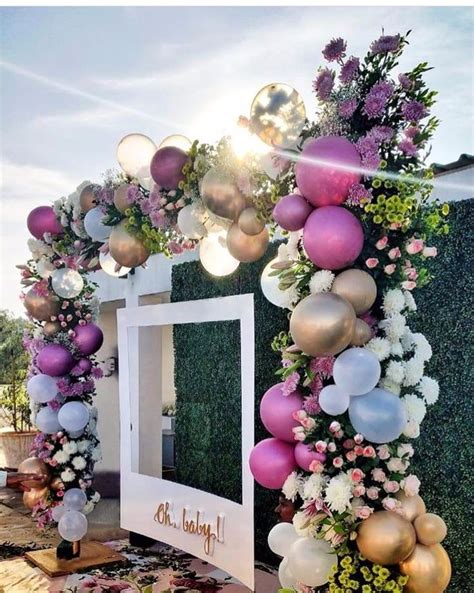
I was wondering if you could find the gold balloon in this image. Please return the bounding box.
[351,318,373,346]
[250,83,306,148]
[113,184,132,213]
[289,293,356,356]
[108,220,150,269]
[331,269,377,315]
[24,289,59,321]
[356,511,416,565]
[23,486,50,510]
[50,477,65,492]
[399,543,451,593]
[43,321,61,337]
[414,513,447,545]
[238,207,265,236]
[17,457,51,489]
[226,223,269,263]
[201,167,248,221]
[396,491,426,522]
[79,184,98,213]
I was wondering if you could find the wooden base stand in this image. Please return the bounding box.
[25,541,126,577]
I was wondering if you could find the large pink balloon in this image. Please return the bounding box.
[27,206,63,240]
[73,324,104,356]
[294,442,326,471]
[37,344,75,377]
[273,194,313,231]
[303,206,364,270]
[249,438,297,489]
[295,136,361,207]
[150,146,188,189]
[260,383,304,442]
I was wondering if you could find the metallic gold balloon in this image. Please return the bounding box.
[414,513,447,545]
[108,220,150,269]
[17,457,51,488]
[43,321,62,337]
[226,223,269,263]
[331,269,377,315]
[399,543,451,593]
[351,318,373,346]
[79,184,98,213]
[396,492,426,522]
[24,289,60,321]
[289,293,356,356]
[201,167,248,221]
[238,207,265,236]
[113,184,132,213]
[50,477,65,492]
[250,83,306,148]
[23,486,50,510]
[356,511,416,565]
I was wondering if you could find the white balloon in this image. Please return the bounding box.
[117,133,156,178]
[136,165,154,191]
[334,347,381,396]
[279,557,297,589]
[199,229,239,277]
[99,251,131,278]
[58,401,89,432]
[268,522,300,557]
[319,384,350,416]
[260,258,293,309]
[288,537,337,588]
[35,406,61,434]
[177,204,207,239]
[159,134,192,152]
[63,488,87,511]
[51,268,84,299]
[27,374,58,404]
[58,510,88,542]
[52,504,67,522]
[84,207,111,242]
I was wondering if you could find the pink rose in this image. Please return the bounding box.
[327,442,337,453]
[384,263,396,275]
[387,457,406,472]
[377,444,390,460]
[329,421,341,433]
[354,433,364,445]
[423,246,437,257]
[388,247,401,260]
[401,280,416,291]
[367,486,380,500]
[346,450,357,462]
[355,506,373,520]
[376,236,389,250]
[354,445,364,456]
[292,427,306,441]
[363,446,376,458]
[365,258,379,269]
[315,440,327,453]
[407,268,419,281]
[309,460,325,473]
[350,468,365,482]
[333,456,344,468]
[382,496,398,511]
[384,480,400,493]
[301,417,316,430]
[397,443,414,458]
[343,439,355,449]
[372,468,386,482]
[293,410,307,421]
[335,430,344,439]
[353,484,366,497]
[406,238,424,254]
[402,474,421,496]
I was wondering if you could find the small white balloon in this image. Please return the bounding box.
[260,258,293,309]
[58,401,90,432]
[136,165,154,191]
[99,251,131,278]
[63,488,87,511]
[334,347,381,396]
[52,504,67,522]
[27,374,58,404]
[319,384,350,416]
[35,406,61,434]
[288,537,337,588]
[268,522,300,557]
[58,510,88,542]
[117,133,157,178]
[51,268,84,299]
[199,229,239,277]
[159,134,192,152]
[279,557,297,589]
[177,204,206,239]
[84,207,111,242]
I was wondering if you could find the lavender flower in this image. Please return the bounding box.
[363,81,394,119]
[303,394,321,415]
[370,34,401,55]
[322,37,347,62]
[338,98,357,119]
[398,138,418,157]
[347,183,373,206]
[404,126,420,139]
[402,100,428,122]
[313,68,335,101]
[150,209,166,229]
[357,134,379,156]
[140,198,153,215]
[282,372,300,396]
[339,56,360,84]
[98,187,114,206]
[368,125,395,143]
[127,185,141,205]
[398,73,412,90]
[361,151,382,171]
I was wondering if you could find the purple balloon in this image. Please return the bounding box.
[77,358,93,375]
[73,324,104,356]
[249,438,297,489]
[295,136,361,207]
[260,383,304,442]
[150,146,188,189]
[37,344,75,377]
[273,194,313,231]
[294,442,327,471]
[303,206,364,270]
[27,206,63,240]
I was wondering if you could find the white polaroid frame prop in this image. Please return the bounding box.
[117,294,255,590]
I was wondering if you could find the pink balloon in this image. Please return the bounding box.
[249,438,297,489]
[294,442,326,471]
[27,206,63,240]
[260,383,304,442]
[73,324,104,356]
[37,344,75,377]
[295,136,361,207]
[150,146,188,189]
[303,206,364,270]
[273,194,313,231]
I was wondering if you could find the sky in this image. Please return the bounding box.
[1,5,473,316]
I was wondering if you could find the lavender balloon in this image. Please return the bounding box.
[150,146,188,189]
[73,324,104,356]
[273,194,313,231]
[37,344,75,376]
[249,438,297,489]
[35,406,62,434]
[333,347,381,396]
[294,442,326,471]
[27,206,63,240]
[295,136,361,207]
[303,206,364,270]
[260,383,304,442]
[319,384,350,416]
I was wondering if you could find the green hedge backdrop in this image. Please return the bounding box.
[171,199,472,592]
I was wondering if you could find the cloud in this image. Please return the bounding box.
[34,106,122,129]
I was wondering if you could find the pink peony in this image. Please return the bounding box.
[402,280,417,291]
[377,444,391,460]
[363,446,376,458]
[355,505,373,520]
[367,486,380,500]
[350,468,365,482]
[406,238,424,254]
[309,460,325,473]
[333,456,344,468]
[384,263,397,275]
[315,440,328,453]
[376,236,389,250]
[372,468,386,482]
[365,258,379,269]
[382,496,398,511]
[384,480,400,493]
[388,247,402,260]
[353,484,366,497]
[403,474,421,496]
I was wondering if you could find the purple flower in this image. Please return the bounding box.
[282,372,300,396]
[168,241,184,255]
[361,151,381,171]
[402,100,428,122]
[398,73,412,90]
[370,34,401,55]
[368,125,394,144]
[338,98,357,119]
[303,394,321,416]
[347,183,373,206]
[312,68,334,101]
[340,56,360,84]
[309,356,335,378]
[91,366,103,379]
[398,138,418,157]
[127,185,141,205]
[363,81,394,119]
[140,198,153,215]
[357,135,379,156]
[150,209,166,229]
[404,126,420,139]
[322,37,347,62]
[98,187,114,206]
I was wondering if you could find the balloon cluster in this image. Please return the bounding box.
[52,488,89,542]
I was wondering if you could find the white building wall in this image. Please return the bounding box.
[431,166,473,202]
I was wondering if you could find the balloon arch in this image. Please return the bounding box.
[20,31,452,592]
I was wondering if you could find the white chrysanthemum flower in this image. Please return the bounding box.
[403,393,427,424]
[385,360,405,384]
[390,341,404,357]
[401,329,415,352]
[417,376,440,405]
[53,198,65,215]
[91,447,102,462]
[72,456,87,470]
[27,238,54,259]
[380,312,406,342]
[61,468,76,482]
[386,457,408,473]
[383,289,405,316]
[292,511,314,537]
[403,357,425,386]
[60,213,68,227]
[404,291,417,311]
[77,439,91,454]
[412,333,432,361]
[325,473,353,513]
[282,471,302,502]
[63,441,78,456]
[286,231,301,260]
[302,473,327,501]
[309,270,335,294]
[36,257,55,279]
[403,419,420,439]
[379,377,401,395]
[365,337,391,361]
[53,450,70,465]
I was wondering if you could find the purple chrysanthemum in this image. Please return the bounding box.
[282,371,300,396]
[338,98,357,119]
[361,151,382,171]
[347,183,373,206]
[402,100,428,122]
[150,209,166,229]
[127,185,141,205]
[398,73,412,90]
[356,134,379,156]
[363,81,394,119]
[340,56,360,84]
[98,187,114,205]
[370,34,401,55]
[313,68,335,101]
[398,138,418,157]
[322,37,347,62]
[140,198,153,215]
[368,125,395,144]
[404,126,420,139]
[303,394,321,416]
